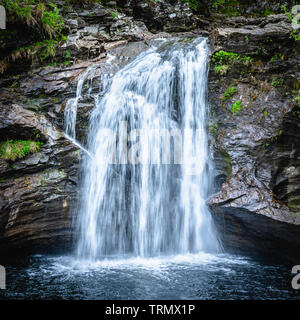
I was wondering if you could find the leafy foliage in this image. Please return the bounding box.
[212,50,252,65]
[1,0,65,38]
[0,0,66,73]
[40,3,64,38]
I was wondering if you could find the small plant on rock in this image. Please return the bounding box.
[231,101,243,115]
[221,86,237,101]
[271,77,284,87]
[212,50,252,75]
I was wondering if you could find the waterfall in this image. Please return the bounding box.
[76,38,220,260]
[64,66,96,140]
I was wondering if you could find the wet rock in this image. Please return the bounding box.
[0,0,299,260]
[109,17,155,41]
[19,54,106,97]
[209,166,300,224]
[208,79,300,223]
[62,33,105,61]
[211,15,293,56]
[0,38,153,150]
[0,104,81,255]
[208,12,300,261]
[210,206,300,265]
[64,3,157,46]
[125,0,200,33]
[265,105,300,214]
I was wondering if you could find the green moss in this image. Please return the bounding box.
[38,169,67,187]
[211,0,240,17]
[181,0,199,12]
[271,77,284,87]
[214,65,230,75]
[294,95,300,107]
[67,0,102,5]
[256,47,263,55]
[41,3,64,38]
[220,149,232,176]
[288,197,300,210]
[280,5,300,41]
[221,86,237,101]
[231,101,243,115]
[212,50,252,75]
[7,39,58,65]
[110,10,118,19]
[2,0,32,20]
[263,8,275,16]
[38,39,58,62]
[270,53,285,64]
[290,30,300,42]
[65,50,71,59]
[0,140,43,161]
[208,124,219,137]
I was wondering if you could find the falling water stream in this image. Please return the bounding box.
[64,66,96,140]
[1,38,298,300]
[76,38,219,260]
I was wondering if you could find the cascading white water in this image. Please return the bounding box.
[76,38,220,260]
[64,66,96,140]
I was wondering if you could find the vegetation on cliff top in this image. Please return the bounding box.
[0,0,66,73]
[0,140,43,161]
[2,0,64,38]
[183,0,297,17]
[0,0,298,75]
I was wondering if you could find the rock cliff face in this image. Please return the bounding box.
[208,13,299,217]
[117,0,201,32]
[0,104,80,254]
[0,0,299,262]
[207,13,300,263]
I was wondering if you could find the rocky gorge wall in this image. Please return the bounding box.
[207,10,300,263]
[0,0,299,263]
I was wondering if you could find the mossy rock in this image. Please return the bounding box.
[0,140,43,161]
